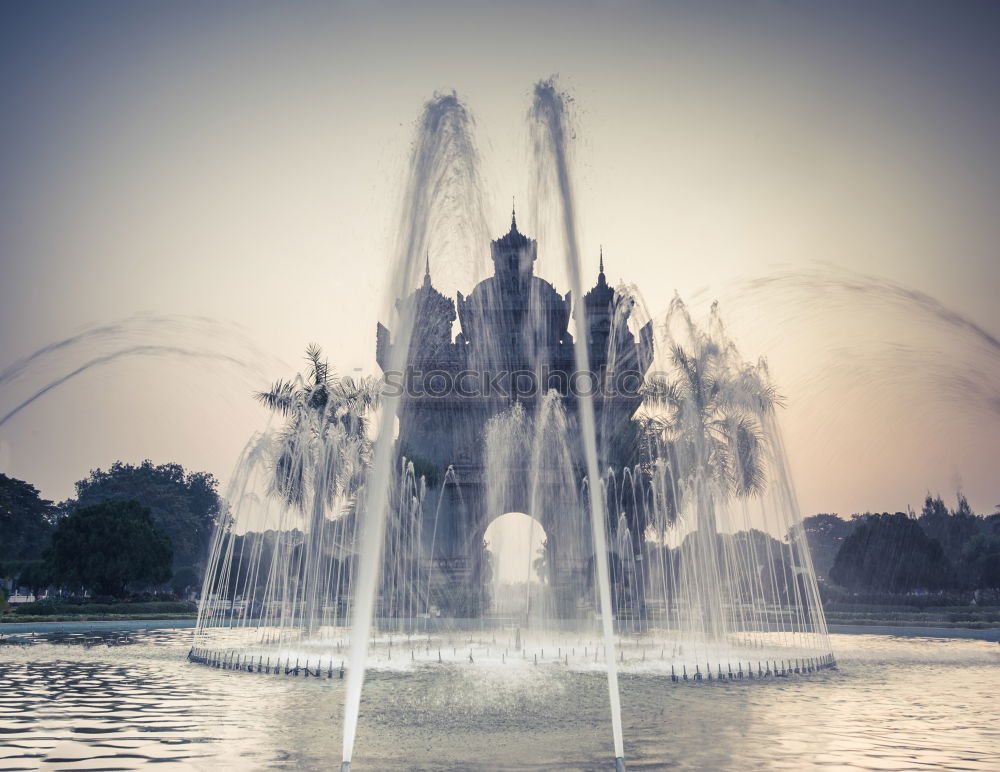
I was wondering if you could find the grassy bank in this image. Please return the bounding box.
[823,605,1000,629]
[4,602,998,629]
[3,613,198,623]
[2,600,197,624]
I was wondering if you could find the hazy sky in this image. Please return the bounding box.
[1,0,998,520]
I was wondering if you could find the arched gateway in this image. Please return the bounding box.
[376,212,654,616]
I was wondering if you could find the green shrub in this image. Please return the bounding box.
[13,600,196,616]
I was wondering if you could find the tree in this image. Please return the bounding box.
[533,541,549,584]
[641,317,778,513]
[255,344,379,508]
[918,493,982,565]
[830,512,952,592]
[254,345,381,628]
[48,499,172,597]
[170,566,201,597]
[635,309,779,634]
[794,514,856,582]
[961,535,1000,592]
[16,560,53,598]
[71,461,221,573]
[0,473,57,562]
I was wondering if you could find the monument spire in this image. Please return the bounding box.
[599,245,605,277]
[510,198,517,232]
[423,252,431,287]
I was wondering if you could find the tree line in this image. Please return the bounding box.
[800,494,1000,598]
[4,457,997,606]
[1,461,221,602]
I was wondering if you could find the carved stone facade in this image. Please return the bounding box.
[376,213,653,615]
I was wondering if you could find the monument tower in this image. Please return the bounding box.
[376,211,653,615]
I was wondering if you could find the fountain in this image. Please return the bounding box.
[192,82,834,770]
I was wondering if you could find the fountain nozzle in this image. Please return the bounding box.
[340,762,350,772]
[615,757,626,772]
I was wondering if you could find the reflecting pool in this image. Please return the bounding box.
[1,626,997,770]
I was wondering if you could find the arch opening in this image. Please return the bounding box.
[483,512,549,620]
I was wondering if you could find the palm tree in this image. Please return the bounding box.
[255,345,380,443]
[532,541,549,584]
[255,344,380,509]
[630,302,780,636]
[641,337,777,506]
[254,345,381,631]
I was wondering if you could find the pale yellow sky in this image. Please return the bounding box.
[1,1,997,517]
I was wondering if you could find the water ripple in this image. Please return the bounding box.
[1,629,998,769]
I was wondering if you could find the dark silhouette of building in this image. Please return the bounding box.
[376,211,653,615]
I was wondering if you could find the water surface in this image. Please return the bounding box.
[1,628,997,770]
